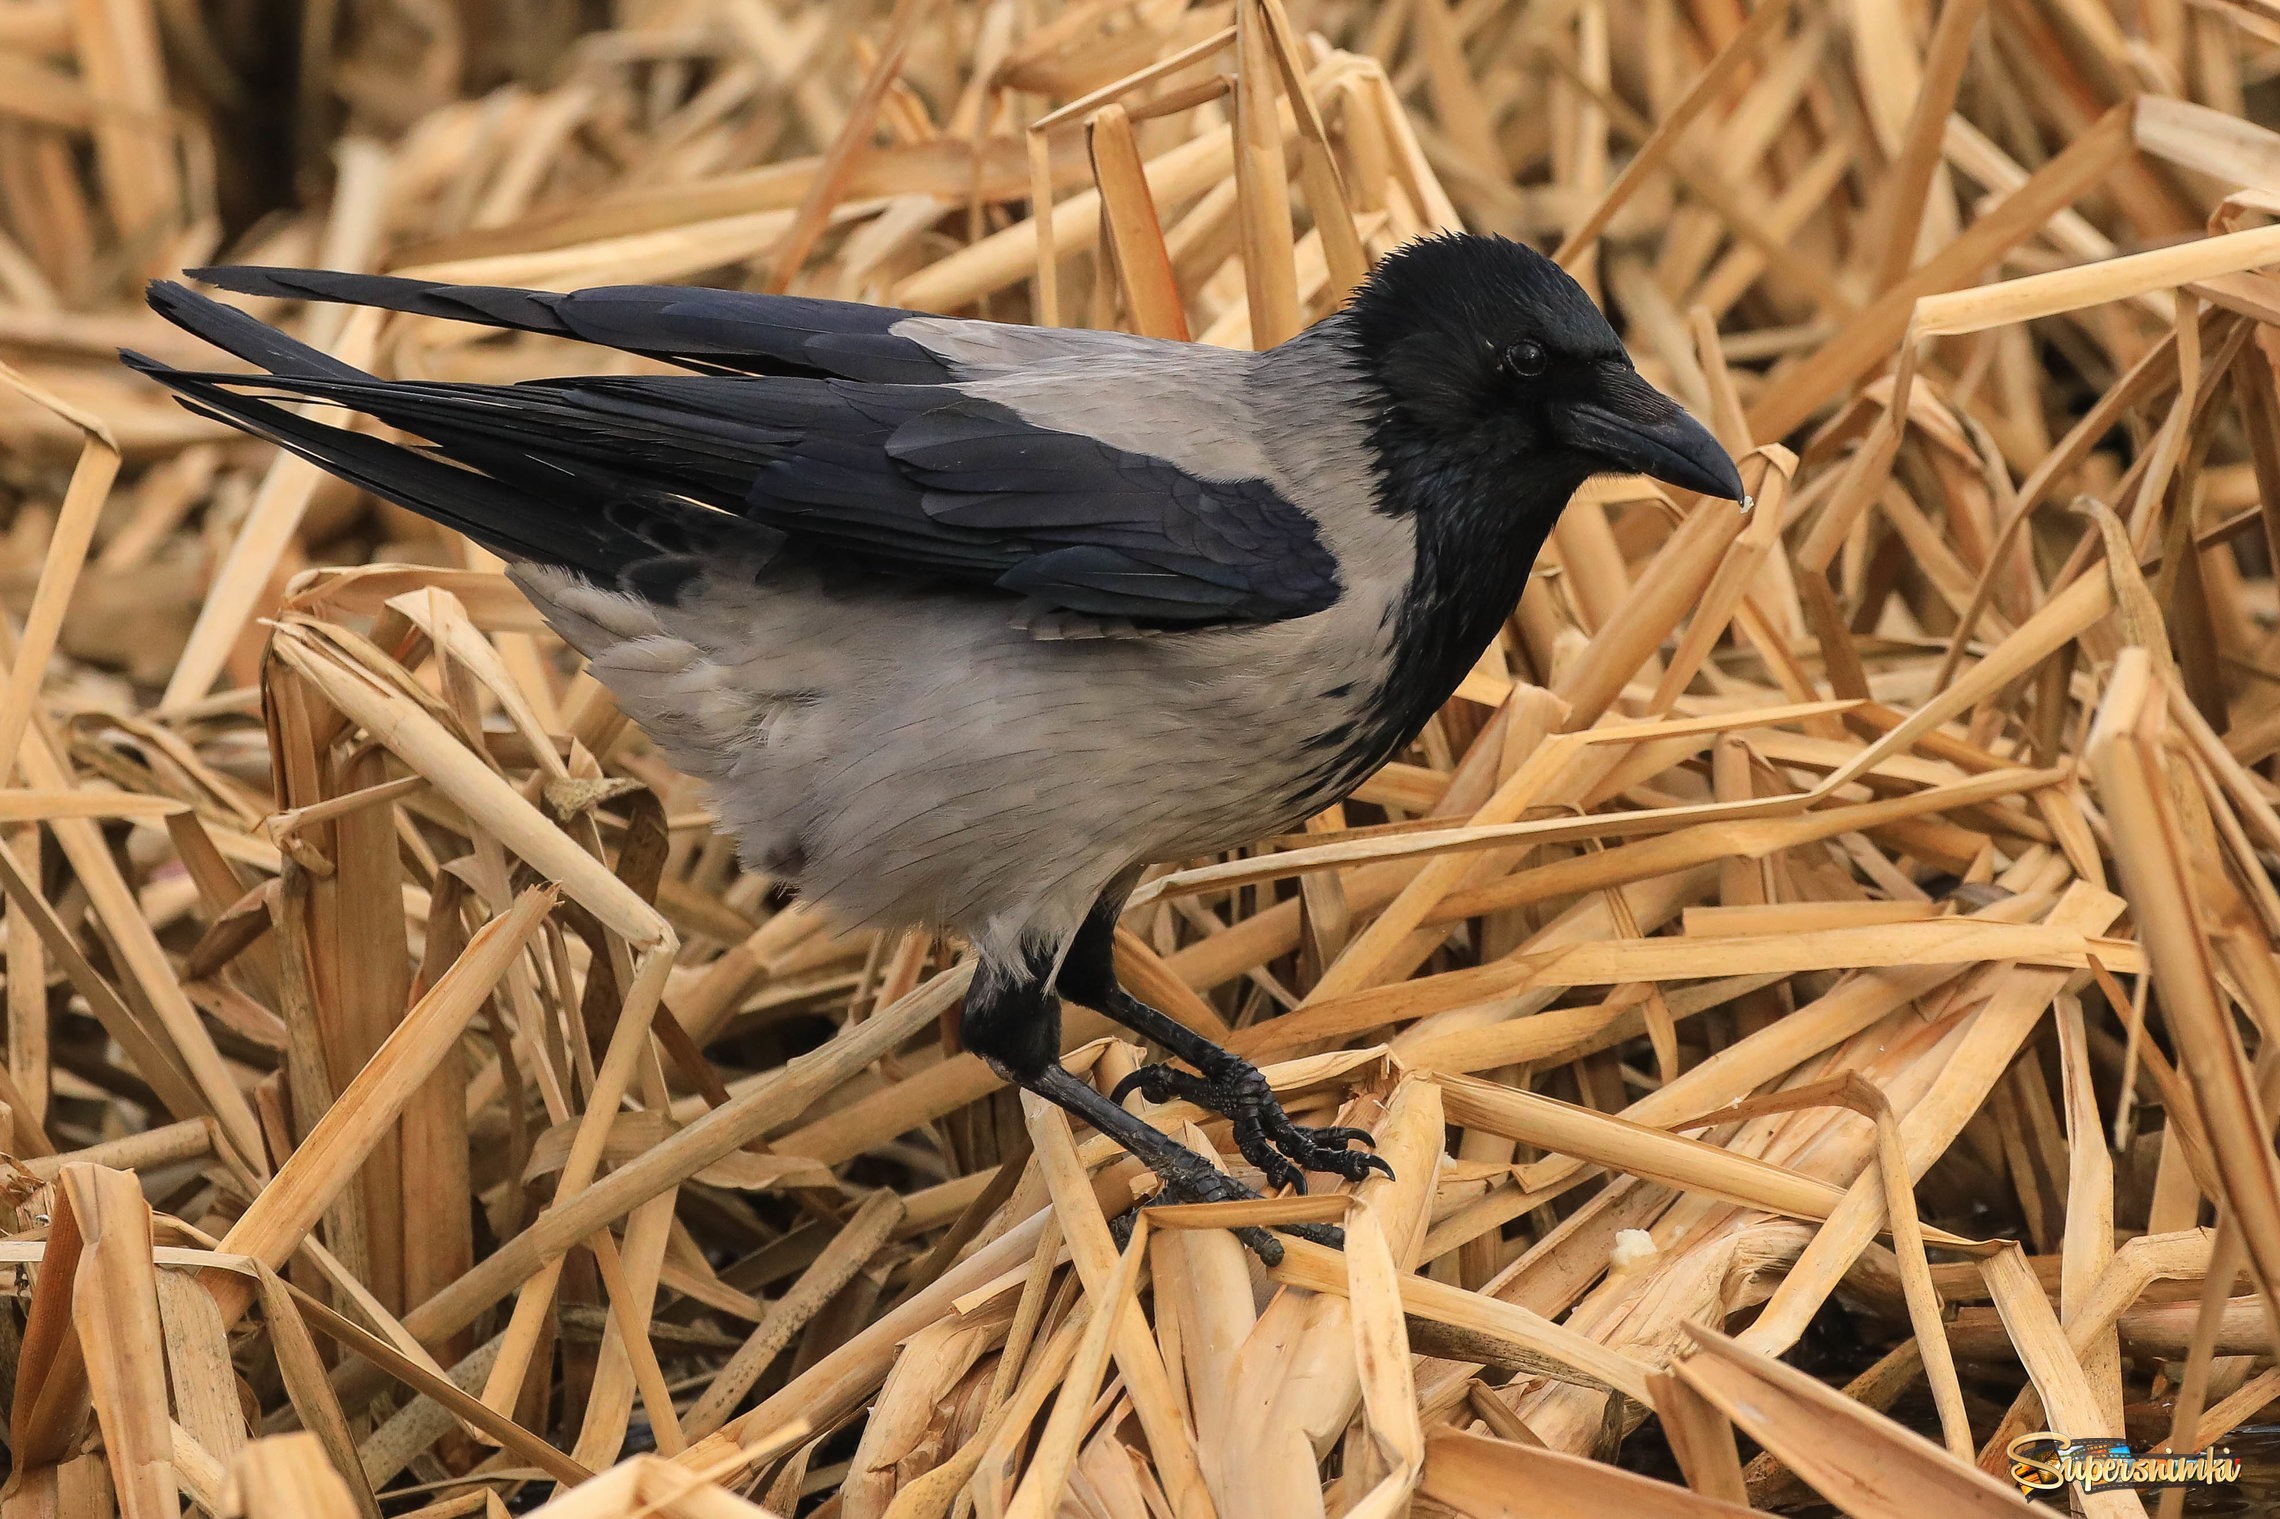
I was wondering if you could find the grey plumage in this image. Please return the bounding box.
[128,236,1747,1256]
[522,323,1409,965]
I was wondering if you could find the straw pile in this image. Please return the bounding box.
[3,0,2280,1514]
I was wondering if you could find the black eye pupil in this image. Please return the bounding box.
[1509,341,1546,376]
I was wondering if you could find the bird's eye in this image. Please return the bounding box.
[1505,340,1548,377]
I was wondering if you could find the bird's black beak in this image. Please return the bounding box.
[1559,367,1747,502]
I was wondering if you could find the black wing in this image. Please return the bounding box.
[132,282,1341,627]
[185,266,955,384]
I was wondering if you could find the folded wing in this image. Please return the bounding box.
[131,279,1342,628]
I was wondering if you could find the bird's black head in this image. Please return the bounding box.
[1280,234,1747,819]
[1341,232,1747,504]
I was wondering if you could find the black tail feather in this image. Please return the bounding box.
[134,365,786,517]
[186,266,581,339]
[146,280,370,382]
[179,265,953,384]
[128,280,790,583]
[121,350,623,574]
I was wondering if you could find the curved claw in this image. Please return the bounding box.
[1306,1125,1379,1149]
[1296,1142,1394,1183]
[1252,1111,1392,1183]
[1230,1115,1303,1193]
[1258,1149,1309,1194]
[1112,1061,1221,1112]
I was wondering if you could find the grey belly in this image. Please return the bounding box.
[513,560,1385,965]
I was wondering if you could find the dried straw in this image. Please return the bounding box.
[1,0,2279,1512]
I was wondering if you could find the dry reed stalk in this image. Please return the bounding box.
[7,0,2280,1511]
[220,1433,364,1519]
[1021,1094,1211,1519]
[1678,1322,2041,1518]
[1421,1426,1759,1518]
[55,1166,170,1519]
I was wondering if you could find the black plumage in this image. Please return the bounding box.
[183,265,957,382]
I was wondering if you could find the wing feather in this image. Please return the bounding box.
[136,281,1344,627]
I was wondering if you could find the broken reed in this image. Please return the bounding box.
[3,0,2280,1516]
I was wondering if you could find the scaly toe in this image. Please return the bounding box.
[1233,1116,1307,1193]
[1143,1160,1282,1264]
[1256,1114,1394,1184]
[1111,1062,1204,1108]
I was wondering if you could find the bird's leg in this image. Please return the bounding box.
[1097,999,1392,1193]
[1026,1065,1293,1262]
[959,954,1327,1264]
[1056,902,1392,1195]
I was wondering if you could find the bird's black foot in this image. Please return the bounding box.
[1112,1142,1284,1262]
[1017,1061,1335,1266]
[976,896,1374,1266]
[1056,891,1393,1200]
[1107,1139,1349,1264]
[1111,1049,1394,1194]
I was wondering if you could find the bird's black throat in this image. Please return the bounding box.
[1346,396,1591,778]
[1280,352,1593,815]
[1280,237,1621,813]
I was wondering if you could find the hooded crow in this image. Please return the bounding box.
[127,233,1746,1260]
